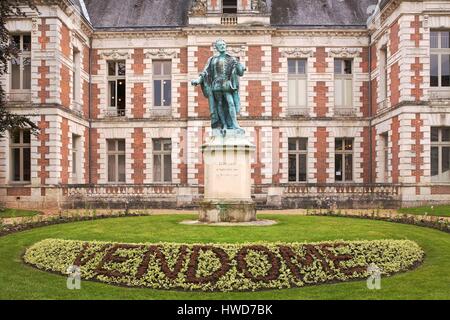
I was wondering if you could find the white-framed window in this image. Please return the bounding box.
[107,139,126,183]
[107,61,126,116]
[381,132,389,181]
[10,34,31,92]
[153,60,172,108]
[72,134,80,178]
[430,30,450,88]
[334,59,353,113]
[10,129,31,183]
[287,59,307,115]
[335,138,353,182]
[73,49,81,104]
[153,139,172,183]
[223,0,237,13]
[431,127,450,182]
[288,138,307,182]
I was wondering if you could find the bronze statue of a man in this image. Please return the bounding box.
[191,39,246,132]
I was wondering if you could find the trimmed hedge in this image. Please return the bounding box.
[24,239,424,292]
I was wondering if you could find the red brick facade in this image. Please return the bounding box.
[131,83,145,118]
[247,46,264,72]
[131,128,146,184]
[314,127,329,183]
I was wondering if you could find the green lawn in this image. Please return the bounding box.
[0,208,40,218]
[0,214,449,300]
[399,205,450,217]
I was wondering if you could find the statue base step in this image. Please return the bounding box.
[199,200,256,223]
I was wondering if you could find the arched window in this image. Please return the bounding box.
[223,0,237,14]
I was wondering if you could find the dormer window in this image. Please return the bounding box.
[223,0,237,14]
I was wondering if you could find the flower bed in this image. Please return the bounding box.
[24,239,424,292]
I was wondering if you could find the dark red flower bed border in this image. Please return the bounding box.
[24,239,424,292]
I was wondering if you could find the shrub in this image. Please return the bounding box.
[24,239,424,292]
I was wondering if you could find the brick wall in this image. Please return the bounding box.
[314,127,329,183]
[390,62,400,106]
[131,83,145,118]
[131,128,146,184]
[60,64,71,108]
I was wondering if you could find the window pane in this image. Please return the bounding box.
[163,154,172,182]
[297,60,306,74]
[442,54,450,87]
[11,130,21,144]
[118,155,126,182]
[72,151,77,174]
[344,60,352,74]
[288,154,297,182]
[109,81,116,107]
[334,59,342,74]
[117,80,126,111]
[299,138,307,151]
[442,128,450,142]
[107,140,116,152]
[23,35,31,51]
[288,79,296,107]
[288,138,296,151]
[299,154,307,182]
[431,147,439,177]
[163,80,171,106]
[154,80,162,106]
[153,155,161,182]
[431,31,439,48]
[12,35,20,50]
[12,148,21,181]
[23,57,31,89]
[118,140,125,151]
[297,79,307,107]
[335,79,343,107]
[431,54,439,87]
[108,155,116,182]
[431,127,439,142]
[117,61,126,76]
[23,130,30,144]
[442,31,450,49]
[335,139,343,151]
[108,62,115,76]
[345,154,353,181]
[345,139,353,151]
[153,61,162,75]
[23,148,31,181]
[288,60,296,74]
[163,61,172,75]
[153,139,162,151]
[442,147,450,180]
[335,154,343,181]
[344,79,352,107]
[163,141,171,151]
[11,58,21,89]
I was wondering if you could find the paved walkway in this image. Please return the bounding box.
[2,208,449,225]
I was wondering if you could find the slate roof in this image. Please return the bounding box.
[80,0,381,30]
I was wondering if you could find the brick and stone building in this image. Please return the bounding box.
[1,0,449,209]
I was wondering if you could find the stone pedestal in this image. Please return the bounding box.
[199,129,256,223]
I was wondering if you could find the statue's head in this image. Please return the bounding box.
[214,39,227,53]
